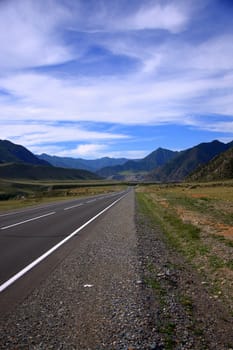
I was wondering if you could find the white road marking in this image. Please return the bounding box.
[0,192,127,292]
[64,203,83,211]
[0,202,59,217]
[86,199,96,203]
[1,212,56,230]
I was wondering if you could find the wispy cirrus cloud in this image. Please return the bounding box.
[1,68,232,126]
[116,2,190,33]
[0,120,129,155]
[0,0,233,157]
[0,0,73,71]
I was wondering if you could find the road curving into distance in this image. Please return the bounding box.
[0,189,130,299]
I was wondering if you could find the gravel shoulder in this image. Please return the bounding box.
[0,189,232,349]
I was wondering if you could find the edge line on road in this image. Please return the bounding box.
[0,191,128,293]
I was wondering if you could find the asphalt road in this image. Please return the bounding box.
[0,189,129,295]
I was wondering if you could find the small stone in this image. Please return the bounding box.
[136,280,143,285]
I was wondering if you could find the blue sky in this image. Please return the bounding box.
[1,0,233,159]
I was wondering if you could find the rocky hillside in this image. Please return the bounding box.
[187,146,233,181]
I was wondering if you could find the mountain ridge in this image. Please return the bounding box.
[1,138,232,182]
[97,148,178,178]
[38,153,129,172]
[0,140,100,181]
[187,145,233,181]
[0,140,50,166]
[147,140,233,182]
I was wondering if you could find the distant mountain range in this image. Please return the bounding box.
[0,140,100,181]
[38,153,129,172]
[1,139,232,182]
[97,148,178,179]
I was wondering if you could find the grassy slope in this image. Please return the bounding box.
[0,162,100,181]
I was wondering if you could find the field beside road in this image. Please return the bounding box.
[136,182,233,333]
[0,179,127,211]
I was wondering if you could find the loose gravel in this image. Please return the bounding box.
[0,190,232,349]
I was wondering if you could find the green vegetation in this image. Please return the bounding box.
[179,294,194,315]
[0,162,101,181]
[159,322,176,350]
[137,192,205,260]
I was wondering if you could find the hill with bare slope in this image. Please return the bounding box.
[187,146,233,181]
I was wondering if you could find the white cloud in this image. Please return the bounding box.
[0,0,232,158]
[199,121,233,133]
[119,2,189,33]
[1,69,233,128]
[69,0,191,34]
[188,35,233,71]
[63,144,107,158]
[0,121,128,150]
[0,0,73,70]
[56,144,147,159]
[105,150,148,159]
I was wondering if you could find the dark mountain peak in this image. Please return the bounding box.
[148,139,231,182]
[0,139,50,166]
[0,141,101,180]
[211,139,223,144]
[97,148,178,178]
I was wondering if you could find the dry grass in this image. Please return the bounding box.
[136,182,233,312]
[0,180,126,212]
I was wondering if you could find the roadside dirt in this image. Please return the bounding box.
[175,205,233,240]
[136,202,233,349]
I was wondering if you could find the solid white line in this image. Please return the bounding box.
[64,203,83,211]
[1,212,56,230]
[0,192,127,293]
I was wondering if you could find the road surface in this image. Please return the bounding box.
[0,189,129,298]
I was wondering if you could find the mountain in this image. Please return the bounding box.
[97,148,178,178]
[0,140,49,166]
[0,163,101,181]
[187,146,233,182]
[0,140,100,181]
[38,154,129,172]
[147,140,233,182]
